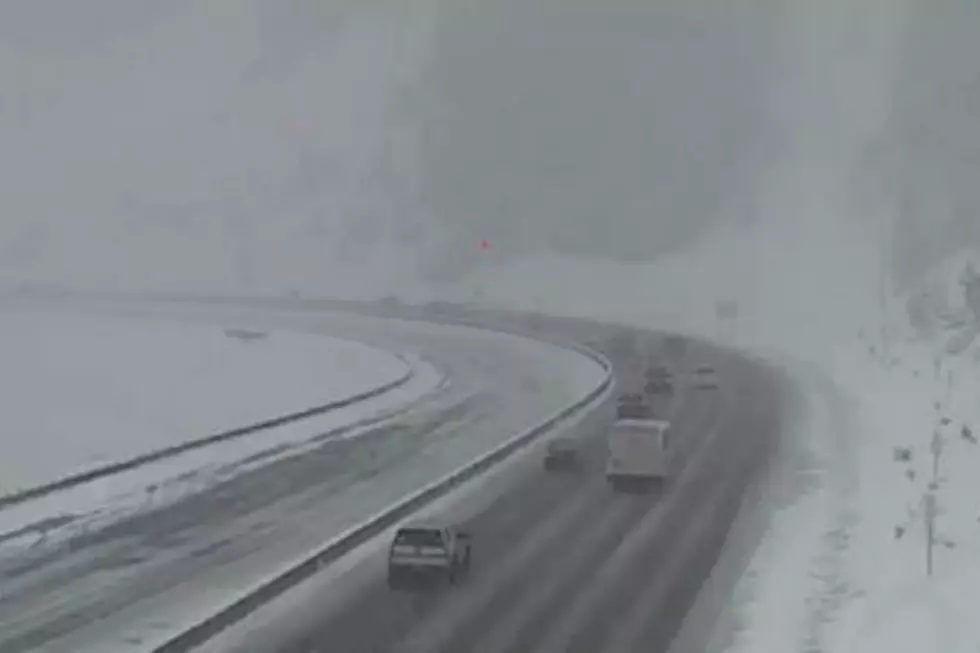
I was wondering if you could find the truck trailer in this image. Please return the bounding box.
[606,416,673,493]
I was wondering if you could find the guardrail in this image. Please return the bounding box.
[151,343,613,652]
[0,356,415,511]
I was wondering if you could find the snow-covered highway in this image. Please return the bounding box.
[7,0,968,647]
[180,306,793,653]
[43,300,788,653]
[0,303,608,652]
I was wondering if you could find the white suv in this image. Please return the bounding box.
[387,522,472,590]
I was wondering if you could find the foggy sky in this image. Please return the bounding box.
[0,0,976,296]
[880,1,980,288]
[416,0,786,279]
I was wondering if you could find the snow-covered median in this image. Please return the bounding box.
[0,307,444,561]
[0,308,410,498]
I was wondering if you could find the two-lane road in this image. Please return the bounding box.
[205,328,784,653]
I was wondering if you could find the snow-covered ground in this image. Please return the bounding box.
[0,306,412,498]
[707,254,980,653]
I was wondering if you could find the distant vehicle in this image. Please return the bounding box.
[616,393,655,419]
[694,365,719,389]
[643,366,674,395]
[543,436,580,471]
[645,377,673,396]
[607,415,673,492]
[644,365,670,380]
[387,522,471,590]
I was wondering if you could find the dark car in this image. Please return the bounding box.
[616,394,655,419]
[644,365,670,381]
[544,437,580,471]
[644,377,674,396]
[643,366,674,395]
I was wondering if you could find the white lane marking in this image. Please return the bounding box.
[391,477,611,653]
[468,498,638,653]
[533,387,733,653]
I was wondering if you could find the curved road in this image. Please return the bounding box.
[0,304,605,653]
[195,304,789,653]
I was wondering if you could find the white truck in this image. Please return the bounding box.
[606,415,673,493]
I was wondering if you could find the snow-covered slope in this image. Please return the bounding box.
[705,249,980,653]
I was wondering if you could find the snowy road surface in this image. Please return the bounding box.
[167,308,790,653]
[0,304,607,653]
[0,307,410,497]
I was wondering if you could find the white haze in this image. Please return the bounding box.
[0,0,437,296]
[0,0,968,334]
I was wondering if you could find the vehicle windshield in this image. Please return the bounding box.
[394,529,445,548]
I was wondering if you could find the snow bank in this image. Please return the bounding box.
[709,253,980,653]
[827,342,980,652]
[0,307,409,496]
